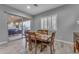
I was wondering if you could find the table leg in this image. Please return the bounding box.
[29,40,32,51]
[35,40,37,54]
[50,43,52,54]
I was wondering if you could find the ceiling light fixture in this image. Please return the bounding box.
[26,5,31,9]
[33,4,38,7]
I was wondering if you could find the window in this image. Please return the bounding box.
[41,14,57,31]
[23,20,31,30]
[41,17,47,29]
[19,20,31,30]
[47,16,52,30]
[51,15,57,30]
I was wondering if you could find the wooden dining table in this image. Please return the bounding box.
[28,32,54,53]
[35,32,51,42]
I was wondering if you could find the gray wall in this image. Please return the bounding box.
[0,9,8,42]
[0,5,32,43]
[32,5,79,42]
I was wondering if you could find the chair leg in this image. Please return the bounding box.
[50,43,53,54]
[74,46,76,53]
[40,43,47,52]
[25,38,27,48]
[35,41,37,54]
[50,43,55,54]
[53,43,55,53]
[25,40,27,50]
[40,42,43,52]
[29,40,32,51]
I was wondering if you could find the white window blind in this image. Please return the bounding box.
[41,14,57,31]
[47,16,52,30]
[51,15,57,30]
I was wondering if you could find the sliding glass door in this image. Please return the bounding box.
[19,20,31,37]
[7,15,23,41]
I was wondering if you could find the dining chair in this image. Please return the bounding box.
[25,30,30,48]
[73,32,79,53]
[28,31,37,54]
[50,32,56,53]
[40,32,56,54]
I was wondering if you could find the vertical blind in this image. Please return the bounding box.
[41,14,57,31]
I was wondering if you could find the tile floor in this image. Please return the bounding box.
[8,34,22,41]
[0,38,74,54]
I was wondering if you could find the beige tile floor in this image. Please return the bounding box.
[8,34,22,41]
[0,38,74,54]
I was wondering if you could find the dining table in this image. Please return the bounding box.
[28,32,54,53]
[35,32,51,42]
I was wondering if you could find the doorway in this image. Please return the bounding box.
[7,15,31,41]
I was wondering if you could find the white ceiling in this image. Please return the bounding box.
[6,4,64,15]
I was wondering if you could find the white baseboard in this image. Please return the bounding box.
[0,41,8,45]
[56,39,73,45]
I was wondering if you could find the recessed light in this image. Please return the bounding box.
[33,4,38,7]
[26,5,31,9]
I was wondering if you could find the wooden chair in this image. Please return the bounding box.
[73,32,79,53]
[28,31,38,53]
[50,32,55,53]
[40,32,56,54]
[25,30,30,48]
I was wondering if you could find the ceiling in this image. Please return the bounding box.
[6,4,64,15]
